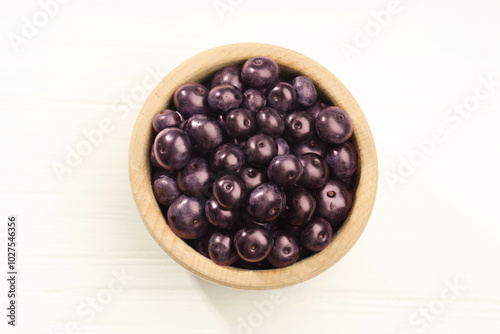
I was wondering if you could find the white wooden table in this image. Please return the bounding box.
[1,1,499,333]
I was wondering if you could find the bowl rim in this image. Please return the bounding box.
[128,43,378,290]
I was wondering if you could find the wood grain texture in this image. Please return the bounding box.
[128,43,378,289]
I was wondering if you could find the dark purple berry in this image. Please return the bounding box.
[208,84,242,113]
[291,137,326,157]
[297,153,329,189]
[205,197,239,229]
[225,108,256,139]
[301,217,333,251]
[243,134,277,167]
[241,57,279,88]
[152,109,182,132]
[284,111,314,143]
[255,107,284,137]
[292,76,317,106]
[173,82,210,118]
[315,180,353,223]
[177,157,214,197]
[167,195,208,239]
[267,82,296,112]
[267,232,300,268]
[208,230,239,266]
[153,127,192,170]
[213,174,246,209]
[241,89,266,112]
[284,188,316,226]
[267,154,303,187]
[316,107,353,144]
[246,183,286,222]
[209,143,245,173]
[150,147,162,168]
[152,172,181,206]
[183,114,223,155]
[276,138,290,155]
[306,100,327,119]
[234,226,273,262]
[325,141,358,183]
[211,65,243,90]
[238,165,267,191]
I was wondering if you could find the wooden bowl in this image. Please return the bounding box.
[129,43,378,290]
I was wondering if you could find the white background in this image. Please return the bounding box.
[1,0,500,333]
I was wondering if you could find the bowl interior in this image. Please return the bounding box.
[129,43,378,290]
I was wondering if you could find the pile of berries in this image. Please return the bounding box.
[150,57,358,269]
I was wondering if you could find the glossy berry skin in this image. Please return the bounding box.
[243,134,278,167]
[306,100,327,119]
[246,183,286,222]
[255,107,284,137]
[241,57,279,88]
[301,217,333,251]
[152,173,181,206]
[192,232,211,258]
[208,84,242,113]
[234,226,273,262]
[173,82,210,118]
[205,197,238,229]
[150,147,162,168]
[316,107,353,144]
[297,153,329,189]
[209,143,245,173]
[325,141,358,183]
[315,180,353,223]
[241,89,266,112]
[208,230,239,266]
[152,109,182,132]
[267,232,300,268]
[291,137,326,157]
[153,127,192,170]
[276,138,290,155]
[284,111,314,144]
[284,188,316,226]
[211,65,243,90]
[292,76,317,106]
[167,195,209,239]
[213,174,246,209]
[225,108,256,140]
[183,114,223,155]
[177,157,214,197]
[238,165,267,191]
[267,154,303,187]
[267,82,296,112]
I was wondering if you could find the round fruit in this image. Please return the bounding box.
[276,138,290,155]
[301,217,333,251]
[208,230,239,266]
[291,137,326,157]
[315,107,353,144]
[243,134,277,167]
[153,127,192,170]
[213,174,247,209]
[208,84,242,113]
[225,108,256,139]
[177,157,214,197]
[325,141,358,183]
[234,226,273,262]
[284,111,314,143]
[209,143,245,173]
[267,154,303,187]
[246,183,286,222]
[315,180,353,223]
[152,173,181,206]
[167,195,208,239]
[284,188,316,226]
[242,89,266,112]
[152,109,182,132]
[267,82,296,112]
[238,165,267,191]
[241,57,279,88]
[267,232,300,268]
[255,107,284,137]
[292,76,317,106]
[211,65,243,90]
[173,82,210,118]
[205,197,238,229]
[297,153,329,189]
[183,114,223,155]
